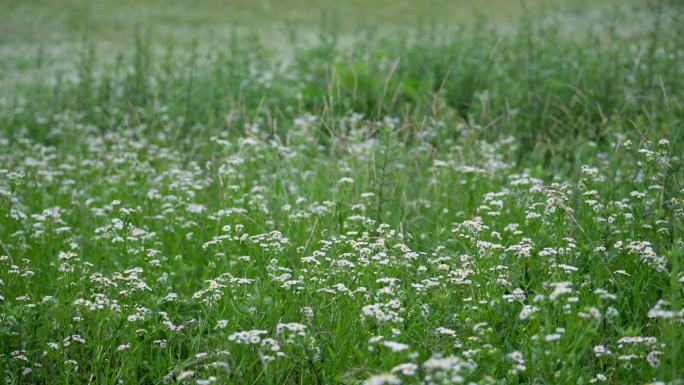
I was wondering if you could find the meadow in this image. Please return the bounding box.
[1,0,683,384]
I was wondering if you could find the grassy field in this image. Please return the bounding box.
[1,0,684,384]
[0,0,634,85]
[0,0,629,42]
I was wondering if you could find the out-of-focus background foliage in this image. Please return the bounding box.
[0,0,636,84]
[1,0,630,44]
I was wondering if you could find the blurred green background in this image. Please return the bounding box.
[1,0,636,45]
[0,0,638,86]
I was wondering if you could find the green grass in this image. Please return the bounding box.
[1,1,683,384]
[0,0,634,87]
[0,0,629,43]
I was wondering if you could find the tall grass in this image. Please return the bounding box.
[0,2,683,384]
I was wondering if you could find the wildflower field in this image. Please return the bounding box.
[1,0,683,384]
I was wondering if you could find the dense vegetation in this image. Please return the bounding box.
[1,1,683,384]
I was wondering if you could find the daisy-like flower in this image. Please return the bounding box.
[364,373,401,385]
